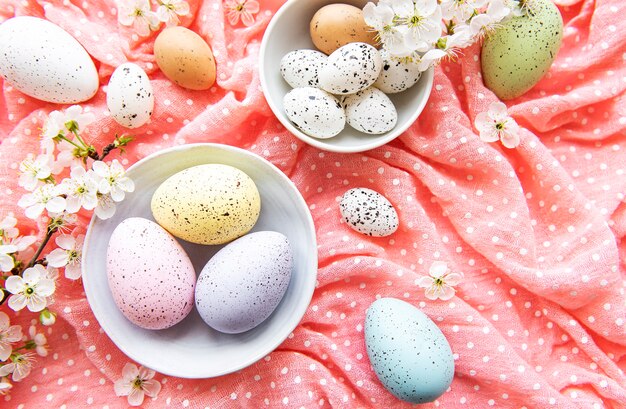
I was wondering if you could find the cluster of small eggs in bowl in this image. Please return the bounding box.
[260,0,434,153]
[82,144,317,378]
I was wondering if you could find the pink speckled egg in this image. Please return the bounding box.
[106,217,196,330]
[195,231,293,334]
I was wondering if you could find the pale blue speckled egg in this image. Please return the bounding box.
[364,298,454,404]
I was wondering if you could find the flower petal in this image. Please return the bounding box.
[439,285,456,301]
[416,276,434,288]
[65,264,82,280]
[22,267,42,285]
[429,261,448,278]
[443,272,462,286]
[142,379,161,398]
[128,388,145,406]
[35,279,55,297]
[0,312,9,329]
[241,10,255,26]
[424,285,440,300]
[114,380,132,397]
[26,294,47,312]
[8,294,27,312]
[122,363,139,380]
[0,344,11,362]
[46,249,69,268]
[4,276,24,294]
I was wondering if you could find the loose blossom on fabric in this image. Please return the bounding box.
[474,101,521,148]
[114,363,162,406]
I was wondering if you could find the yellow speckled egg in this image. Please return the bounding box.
[310,4,377,55]
[154,26,216,90]
[151,164,261,245]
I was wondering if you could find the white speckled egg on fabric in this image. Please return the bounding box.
[106,63,154,129]
[339,187,399,237]
[195,231,293,334]
[0,16,99,103]
[283,87,345,139]
[343,87,397,134]
[280,49,327,88]
[151,164,261,245]
[106,217,196,330]
[318,42,382,95]
[365,298,455,404]
[375,50,422,94]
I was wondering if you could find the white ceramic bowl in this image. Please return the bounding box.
[82,144,317,378]
[260,0,434,153]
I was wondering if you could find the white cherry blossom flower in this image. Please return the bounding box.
[18,154,52,192]
[441,0,487,21]
[0,377,11,395]
[5,265,56,312]
[224,0,260,27]
[392,0,442,51]
[41,110,66,154]
[117,0,160,36]
[93,160,135,202]
[46,234,84,280]
[61,166,99,213]
[28,326,48,357]
[469,0,510,38]
[0,312,22,362]
[475,101,521,148]
[417,261,462,301]
[95,193,117,220]
[155,0,190,26]
[0,245,17,273]
[114,363,162,406]
[0,352,34,382]
[18,184,66,219]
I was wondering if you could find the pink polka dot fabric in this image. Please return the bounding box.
[1,0,625,407]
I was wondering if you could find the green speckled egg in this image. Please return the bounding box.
[151,164,261,245]
[481,0,563,100]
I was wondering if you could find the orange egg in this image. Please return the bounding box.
[310,4,378,55]
[154,27,216,90]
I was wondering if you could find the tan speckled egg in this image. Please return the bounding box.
[310,4,377,55]
[151,164,261,245]
[154,26,216,90]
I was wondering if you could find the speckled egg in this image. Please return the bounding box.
[106,63,154,129]
[151,164,260,245]
[375,50,422,94]
[481,0,563,100]
[154,26,216,90]
[280,49,327,88]
[319,42,382,95]
[106,217,196,330]
[339,187,398,237]
[309,4,377,55]
[365,298,455,404]
[283,87,346,139]
[0,16,99,103]
[195,231,293,334]
[343,87,397,134]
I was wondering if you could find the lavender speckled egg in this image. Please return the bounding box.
[106,63,154,129]
[195,231,293,334]
[375,50,422,94]
[106,217,196,330]
[151,164,260,245]
[319,42,382,95]
[343,87,397,134]
[283,87,345,139]
[339,188,399,237]
[0,16,99,103]
[280,49,327,88]
[365,298,455,404]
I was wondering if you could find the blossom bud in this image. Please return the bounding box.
[39,309,56,326]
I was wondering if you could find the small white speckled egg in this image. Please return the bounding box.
[365,298,455,403]
[107,217,196,330]
[0,16,99,103]
[107,63,154,129]
[343,87,397,134]
[339,187,399,237]
[151,164,261,245]
[280,49,327,88]
[375,49,422,94]
[283,87,345,139]
[195,231,293,334]
[319,42,382,95]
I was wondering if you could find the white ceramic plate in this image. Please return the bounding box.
[82,144,317,378]
[259,0,434,153]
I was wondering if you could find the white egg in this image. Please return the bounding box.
[107,63,154,129]
[343,87,397,134]
[0,16,98,103]
[375,49,422,94]
[280,49,327,88]
[339,187,399,237]
[283,87,345,139]
[319,42,382,95]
